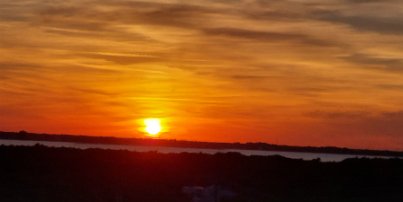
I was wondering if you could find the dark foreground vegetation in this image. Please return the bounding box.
[0,145,402,202]
[2,131,403,157]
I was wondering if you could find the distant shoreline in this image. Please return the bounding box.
[1,131,402,157]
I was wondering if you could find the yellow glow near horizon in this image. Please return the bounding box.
[144,118,162,137]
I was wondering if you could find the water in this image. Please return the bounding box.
[0,139,398,162]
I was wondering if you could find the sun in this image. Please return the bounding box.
[143,118,162,137]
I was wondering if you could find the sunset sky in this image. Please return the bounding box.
[1,0,403,150]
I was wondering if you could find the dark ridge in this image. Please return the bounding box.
[1,131,402,157]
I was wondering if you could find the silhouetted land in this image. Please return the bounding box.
[0,145,402,202]
[1,131,403,157]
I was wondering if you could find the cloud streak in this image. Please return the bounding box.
[1,0,403,150]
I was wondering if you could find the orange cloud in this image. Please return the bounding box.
[1,0,403,150]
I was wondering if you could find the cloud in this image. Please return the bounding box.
[33,1,218,31]
[202,28,333,47]
[1,0,403,149]
[345,0,393,4]
[308,110,403,137]
[307,110,370,120]
[316,11,403,34]
[307,0,403,35]
[377,84,403,91]
[68,87,119,97]
[341,53,403,72]
[78,53,162,65]
[0,62,39,72]
[354,111,403,136]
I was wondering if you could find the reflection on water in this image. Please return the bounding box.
[0,139,398,162]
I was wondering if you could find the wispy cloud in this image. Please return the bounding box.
[1,0,403,149]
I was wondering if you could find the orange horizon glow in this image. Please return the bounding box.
[1,0,403,151]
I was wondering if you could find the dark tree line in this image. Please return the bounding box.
[0,145,402,202]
